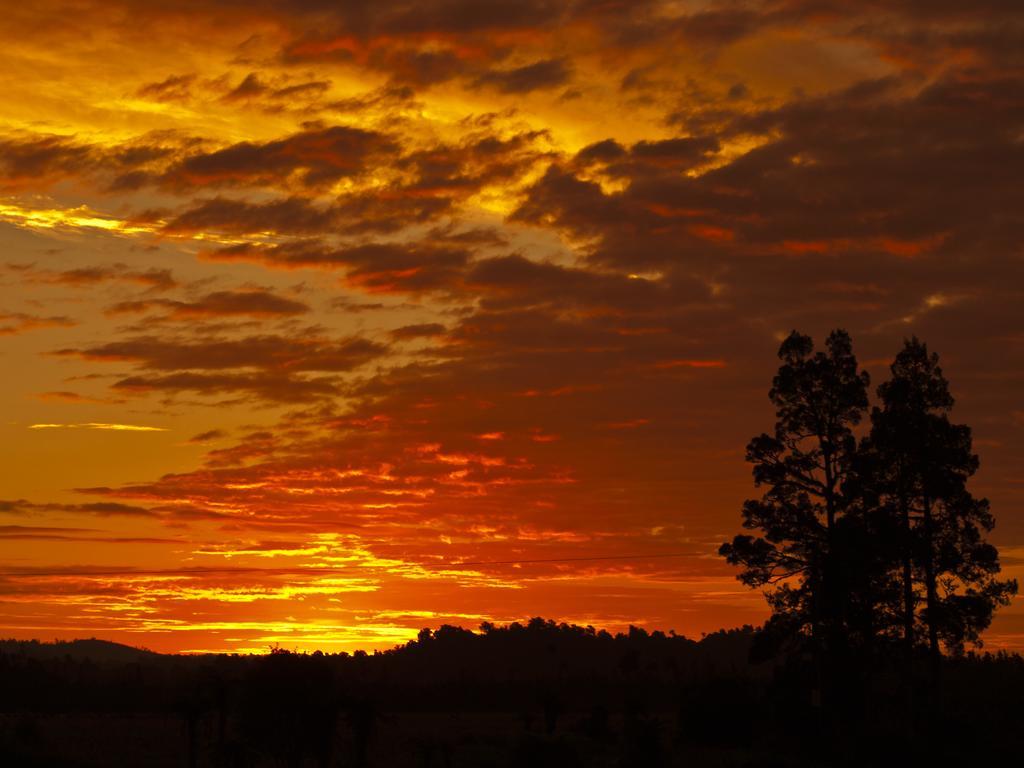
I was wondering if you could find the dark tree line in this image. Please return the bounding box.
[720,331,1017,718]
[5,623,1024,766]
[0,625,771,767]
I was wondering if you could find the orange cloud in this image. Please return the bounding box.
[0,312,75,335]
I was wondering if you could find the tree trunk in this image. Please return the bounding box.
[900,491,916,743]
[820,442,849,745]
[901,495,914,656]
[922,494,941,678]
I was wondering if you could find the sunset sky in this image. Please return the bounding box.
[1,1,1022,654]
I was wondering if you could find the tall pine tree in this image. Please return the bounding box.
[868,339,1017,662]
[720,330,870,685]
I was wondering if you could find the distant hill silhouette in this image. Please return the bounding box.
[0,637,157,664]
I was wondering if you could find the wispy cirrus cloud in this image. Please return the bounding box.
[28,423,167,432]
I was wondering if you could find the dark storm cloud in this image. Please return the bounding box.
[390,323,447,341]
[30,265,178,291]
[574,139,628,165]
[136,73,197,101]
[107,289,310,319]
[332,193,457,234]
[474,59,572,94]
[672,7,761,47]
[162,197,339,235]
[3,123,402,198]
[205,241,474,294]
[514,73,1024,276]
[49,328,388,402]
[163,125,399,189]
[399,129,553,195]
[202,238,715,319]
[272,80,332,99]
[0,133,177,190]
[277,0,571,56]
[511,165,624,240]
[0,526,178,543]
[619,137,721,173]
[0,135,94,188]
[0,500,157,517]
[18,1,1024,85]
[56,334,386,372]
[222,72,269,101]
[197,430,278,468]
[188,429,227,443]
[162,128,547,236]
[112,371,342,402]
[365,48,468,87]
[465,255,708,314]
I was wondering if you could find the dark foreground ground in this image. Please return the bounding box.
[2,621,1022,767]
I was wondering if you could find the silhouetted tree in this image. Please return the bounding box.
[867,338,1017,667]
[723,331,1018,742]
[720,330,870,693]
